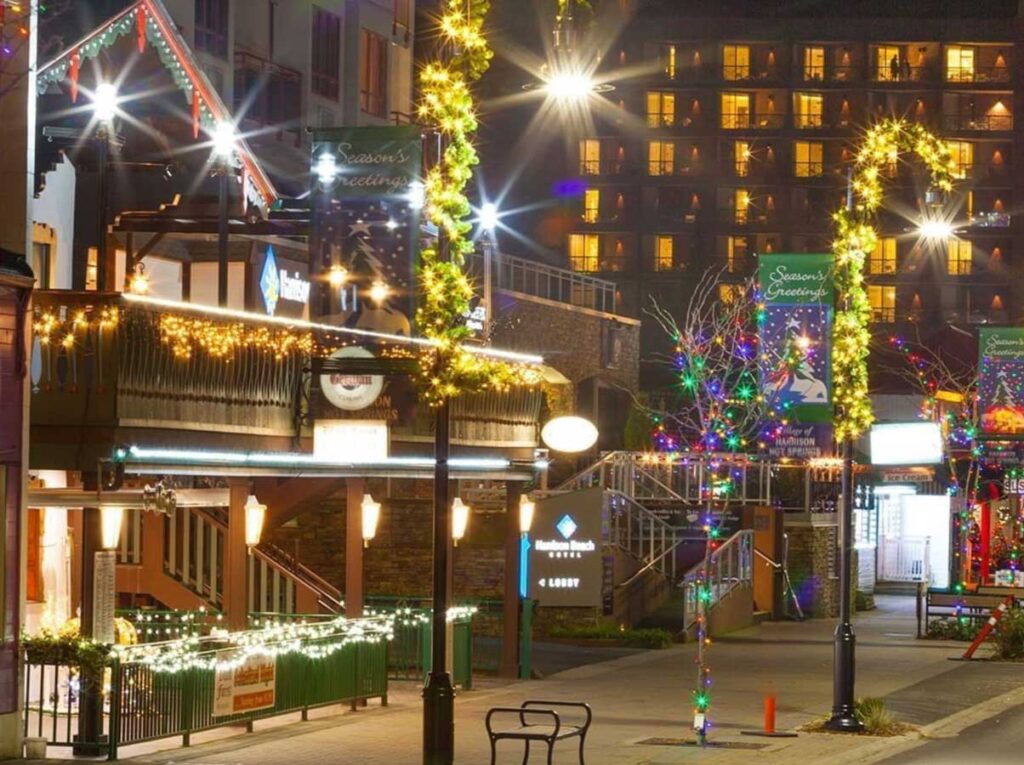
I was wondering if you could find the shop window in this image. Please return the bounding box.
[648,140,675,175]
[793,140,823,177]
[947,239,973,275]
[569,233,600,272]
[868,284,896,323]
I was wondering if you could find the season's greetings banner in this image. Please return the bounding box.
[758,253,834,425]
[978,328,1024,439]
[310,126,422,336]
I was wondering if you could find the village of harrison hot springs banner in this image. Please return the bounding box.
[978,328,1024,439]
[758,254,834,442]
[310,126,422,336]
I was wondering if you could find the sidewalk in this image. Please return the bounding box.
[30,596,1024,764]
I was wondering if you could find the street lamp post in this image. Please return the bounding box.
[91,83,118,292]
[211,121,236,307]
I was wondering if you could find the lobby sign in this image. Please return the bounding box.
[213,650,275,717]
[310,126,422,333]
[529,487,604,608]
[978,328,1024,439]
[758,253,833,423]
[313,420,388,463]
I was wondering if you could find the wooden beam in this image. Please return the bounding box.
[129,232,168,269]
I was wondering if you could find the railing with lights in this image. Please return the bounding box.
[681,529,754,631]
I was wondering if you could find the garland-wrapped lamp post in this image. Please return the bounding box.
[826,119,955,731]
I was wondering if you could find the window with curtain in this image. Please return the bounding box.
[569,234,600,272]
[648,140,675,175]
[655,235,674,271]
[662,44,677,79]
[312,7,341,99]
[733,188,750,223]
[720,93,750,128]
[946,140,973,178]
[947,239,973,275]
[803,46,825,80]
[580,140,601,174]
[734,141,750,177]
[582,188,600,222]
[725,235,747,272]
[794,93,823,128]
[195,0,229,58]
[646,91,676,127]
[868,237,897,274]
[718,283,744,304]
[360,29,389,117]
[946,46,976,82]
[875,45,900,80]
[793,140,823,176]
[722,44,750,80]
[868,284,896,322]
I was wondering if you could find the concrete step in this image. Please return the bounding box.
[752,610,771,625]
[874,581,922,596]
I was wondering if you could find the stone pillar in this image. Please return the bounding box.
[345,478,365,618]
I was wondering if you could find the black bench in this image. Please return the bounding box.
[486,700,591,765]
[918,587,1014,636]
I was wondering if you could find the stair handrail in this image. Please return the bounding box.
[605,490,682,579]
[556,451,620,492]
[256,539,343,608]
[681,529,754,629]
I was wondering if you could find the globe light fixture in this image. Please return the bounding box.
[243,494,267,551]
[128,264,149,295]
[92,82,119,122]
[918,219,954,240]
[369,279,390,304]
[541,415,599,453]
[100,505,125,550]
[519,495,536,535]
[451,497,471,545]
[328,265,349,287]
[361,493,381,547]
[544,69,595,101]
[407,180,426,210]
[314,152,338,185]
[478,202,499,232]
[211,120,237,160]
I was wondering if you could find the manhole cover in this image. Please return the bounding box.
[636,738,769,750]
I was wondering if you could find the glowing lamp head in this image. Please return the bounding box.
[451,497,471,545]
[100,505,125,550]
[369,279,390,304]
[243,494,267,550]
[541,415,599,453]
[407,180,426,210]
[478,202,499,232]
[128,266,149,295]
[211,121,237,160]
[918,219,953,240]
[361,494,381,547]
[519,495,536,535]
[92,82,119,122]
[328,265,349,287]
[545,70,594,101]
[314,152,338,185]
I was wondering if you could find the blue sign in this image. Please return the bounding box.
[556,514,578,540]
[259,246,280,315]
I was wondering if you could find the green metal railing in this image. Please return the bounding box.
[23,619,389,760]
[117,608,224,643]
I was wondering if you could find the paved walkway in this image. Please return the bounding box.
[29,597,1024,764]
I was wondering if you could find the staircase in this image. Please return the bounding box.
[115,507,341,616]
[554,452,759,633]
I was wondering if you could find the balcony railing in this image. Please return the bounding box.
[942,114,1013,131]
[798,65,862,83]
[468,251,618,314]
[234,52,302,130]
[945,66,1011,84]
[720,114,785,130]
[967,211,1011,228]
[870,65,937,83]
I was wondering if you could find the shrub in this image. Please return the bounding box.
[926,617,981,642]
[854,697,898,735]
[547,625,673,649]
[989,606,1024,660]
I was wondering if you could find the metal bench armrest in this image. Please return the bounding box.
[521,700,592,732]
[486,706,561,738]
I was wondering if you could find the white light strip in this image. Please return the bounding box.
[124,445,512,471]
[122,293,544,365]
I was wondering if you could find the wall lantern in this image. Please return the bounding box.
[244,494,267,552]
[361,493,382,547]
[541,415,599,453]
[452,497,471,546]
[519,495,536,535]
[100,505,125,550]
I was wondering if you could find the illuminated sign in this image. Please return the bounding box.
[529,487,604,607]
[320,347,384,411]
[869,422,943,466]
[313,420,388,462]
[258,246,310,317]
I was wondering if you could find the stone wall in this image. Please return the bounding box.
[786,519,858,619]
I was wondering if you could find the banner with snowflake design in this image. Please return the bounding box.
[979,328,1024,439]
[758,253,833,424]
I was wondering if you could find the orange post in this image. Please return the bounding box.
[764,694,776,735]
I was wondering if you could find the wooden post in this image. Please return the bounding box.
[346,478,365,618]
[501,483,522,678]
[224,481,250,630]
[980,500,992,584]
